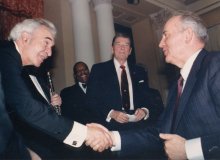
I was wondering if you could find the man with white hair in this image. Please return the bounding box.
[0,18,112,158]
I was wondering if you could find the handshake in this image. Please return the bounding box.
[85,123,115,152]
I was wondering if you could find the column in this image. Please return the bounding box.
[69,0,95,69]
[93,0,115,61]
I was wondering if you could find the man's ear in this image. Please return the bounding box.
[74,74,77,81]
[21,31,31,43]
[129,47,132,55]
[185,28,193,43]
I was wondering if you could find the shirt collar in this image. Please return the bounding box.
[180,49,202,81]
[14,41,20,53]
[113,58,128,69]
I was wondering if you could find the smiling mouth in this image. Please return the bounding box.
[81,75,88,78]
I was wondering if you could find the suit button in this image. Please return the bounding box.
[72,141,77,146]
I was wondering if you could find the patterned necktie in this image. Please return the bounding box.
[171,75,184,132]
[120,65,130,112]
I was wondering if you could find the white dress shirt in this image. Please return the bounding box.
[180,49,204,160]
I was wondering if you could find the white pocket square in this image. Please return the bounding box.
[139,80,144,83]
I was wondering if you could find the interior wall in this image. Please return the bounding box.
[132,18,167,102]
[201,7,220,28]
[44,0,66,93]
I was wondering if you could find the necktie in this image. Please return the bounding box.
[171,75,184,132]
[120,65,130,112]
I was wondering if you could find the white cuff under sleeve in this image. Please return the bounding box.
[141,107,149,120]
[111,131,121,151]
[106,109,113,122]
[185,138,204,160]
[63,122,87,147]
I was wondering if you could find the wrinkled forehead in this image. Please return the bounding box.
[33,25,55,43]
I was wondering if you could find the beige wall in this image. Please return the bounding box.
[202,7,220,28]
[132,18,167,101]
[44,0,67,93]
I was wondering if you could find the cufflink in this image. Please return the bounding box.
[72,141,77,146]
[139,80,144,83]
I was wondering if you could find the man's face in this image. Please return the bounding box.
[22,25,54,67]
[159,16,186,66]
[112,37,132,63]
[75,63,89,83]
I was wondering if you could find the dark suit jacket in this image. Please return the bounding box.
[87,59,164,130]
[61,83,91,124]
[0,73,30,159]
[119,49,220,159]
[0,41,75,158]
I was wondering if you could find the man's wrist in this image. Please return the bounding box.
[106,109,114,122]
[111,131,121,151]
[185,138,204,160]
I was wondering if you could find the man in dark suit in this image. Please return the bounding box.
[110,11,220,159]
[0,18,112,158]
[0,72,33,159]
[87,32,164,131]
[61,61,90,124]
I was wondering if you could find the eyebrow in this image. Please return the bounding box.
[45,37,53,41]
[162,31,167,34]
[114,42,130,44]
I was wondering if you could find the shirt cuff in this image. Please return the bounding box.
[106,109,113,122]
[111,131,121,151]
[141,107,149,120]
[63,122,87,147]
[185,138,204,160]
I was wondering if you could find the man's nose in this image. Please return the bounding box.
[46,47,52,56]
[159,38,164,48]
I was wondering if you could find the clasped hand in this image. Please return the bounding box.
[110,108,146,123]
[160,133,187,160]
[85,123,114,152]
[50,93,62,106]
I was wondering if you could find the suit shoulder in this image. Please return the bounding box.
[91,60,112,72]
[132,64,147,74]
[136,64,146,70]
[60,85,75,94]
[203,50,220,65]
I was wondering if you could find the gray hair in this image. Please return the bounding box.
[172,10,208,43]
[8,18,57,41]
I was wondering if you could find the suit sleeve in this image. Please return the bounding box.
[200,53,220,159]
[133,66,164,124]
[86,65,112,123]
[119,127,164,158]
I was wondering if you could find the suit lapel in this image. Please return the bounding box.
[107,60,122,103]
[174,50,207,130]
[22,67,50,105]
[76,83,86,95]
